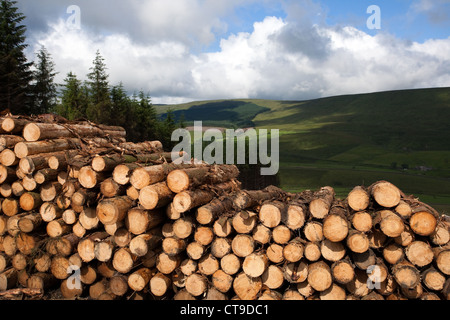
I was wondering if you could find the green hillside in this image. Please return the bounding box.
[157,87,450,213]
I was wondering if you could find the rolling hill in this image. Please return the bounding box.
[156,87,450,213]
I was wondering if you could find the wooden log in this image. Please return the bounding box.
[307,261,332,292]
[395,200,412,219]
[125,208,165,235]
[409,210,438,236]
[22,122,126,142]
[232,210,257,234]
[194,226,214,246]
[259,201,284,228]
[283,237,304,262]
[433,246,450,275]
[109,275,129,297]
[16,232,41,255]
[352,248,376,271]
[266,243,284,264]
[1,117,30,134]
[345,269,370,298]
[19,151,70,174]
[309,186,335,219]
[283,202,307,230]
[346,229,370,253]
[421,267,446,291]
[272,225,292,244]
[261,265,284,290]
[40,182,62,202]
[34,168,59,184]
[96,196,134,225]
[100,178,126,198]
[252,224,271,245]
[186,241,205,260]
[11,181,24,197]
[392,260,421,289]
[0,183,12,198]
[382,243,405,265]
[320,283,346,300]
[112,163,141,185]
[430,221,450,246]
[113,227,132,248]
[40,202,63,222]
[77,232,110,262]
[2,198,20,217]
[166,164,239,193]
[14,138,81,159]
[304,242,321,262]
[138,181,174,210]
[394,226,414,246]
[232,185,286,210]
[185,272,208,297]
[172,216,194,239]
[323,204,349,242]
[347,186,370,211]
[283,260,308,284]
[129,232,162,257]
[0,268,19,291]
[0,165,16,184]
[331,258,355,285]
[350,211,373,232]
[0,149,18,166]
[213,217,233,237]
[22,175,37,192]
[321,239,346,262]
[92,153,137,172]
[33,253,51,273]
[196,197,234,225]
[212,269,233,293]
[149,272,171,297]
[128,267,153,292]
[220,253,241,276]
[231,234,254,258]
[198,253,220,276]
[46,218,72,238]
[172,189,215,213]
[162,237,186,256]
[94,238,115,262]
[156,252,180,275]
[369,181,401,208]
[405,240,434,267]
[112,247,138,274]
[210,237,231,259]
[11,252,28,271]
[303,221,324,242]
[375,210,405,238]
[242,252,269,277]
[233,272,262,300]
[0,135,24,152]
[78,166,107,189]
[27,272,56,291]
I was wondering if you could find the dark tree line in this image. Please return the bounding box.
[0,0,179,148]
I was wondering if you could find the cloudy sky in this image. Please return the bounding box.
[16,0,450,104]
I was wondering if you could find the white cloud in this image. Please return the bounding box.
[27,2,450,103]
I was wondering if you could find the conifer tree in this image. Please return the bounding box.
[31,46,57,114]
[86,50,111,124]
[0,0,33,114]
[56,71,89,120]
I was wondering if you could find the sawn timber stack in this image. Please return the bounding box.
[0,115,449,301]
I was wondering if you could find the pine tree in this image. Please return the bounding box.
[31,46,58,114]
[0,0,33,114]
[86,50,111,124]
[56,71,89,120]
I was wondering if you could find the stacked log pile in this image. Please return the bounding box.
[0,115,449,300]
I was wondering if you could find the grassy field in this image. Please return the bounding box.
[157,87,450,214]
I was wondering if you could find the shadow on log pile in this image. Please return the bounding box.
[0,115,449,301]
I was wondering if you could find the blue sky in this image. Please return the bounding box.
[16,0,450,103]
